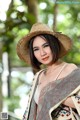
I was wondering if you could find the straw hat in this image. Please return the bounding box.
[17,22,72,64]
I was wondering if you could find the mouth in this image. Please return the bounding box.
[42,56,49,61]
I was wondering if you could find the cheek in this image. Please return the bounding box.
[46,48,52,54]
[34,52,40,59]
[47,49,53,59]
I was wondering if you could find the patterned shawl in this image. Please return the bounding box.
[26,68,80,120]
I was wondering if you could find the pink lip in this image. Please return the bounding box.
[42,57,49,61]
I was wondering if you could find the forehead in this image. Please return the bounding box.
[33,35,47,46]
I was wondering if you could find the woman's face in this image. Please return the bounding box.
[33,36,53,66]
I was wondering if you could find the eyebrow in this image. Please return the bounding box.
[33,47,38,50]
[42,42,49,46]
[33,42,48,49]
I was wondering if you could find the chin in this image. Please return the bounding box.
[43,62,53,66]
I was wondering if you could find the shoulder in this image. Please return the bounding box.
[61,63,78,78]
[33,69,44,80]
[66,63,78,70]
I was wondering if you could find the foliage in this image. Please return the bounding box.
[5,96,20,112]
[57,5,80,64]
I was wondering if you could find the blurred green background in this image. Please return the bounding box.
[0,0,80,119]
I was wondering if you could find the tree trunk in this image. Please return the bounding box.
[0,76,3,112]
[26,0,38,24]
[53,1,58,31]
[0,42,3,112]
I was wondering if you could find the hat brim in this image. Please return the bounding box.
[17,31,72,64]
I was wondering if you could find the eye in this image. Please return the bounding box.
[33,48,39,52]
[43,43,49,48]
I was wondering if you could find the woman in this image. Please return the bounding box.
[17,23,80,120]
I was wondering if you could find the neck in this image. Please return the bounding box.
[45,60,65,75]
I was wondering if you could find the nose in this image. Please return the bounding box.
[40,48,46,56]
